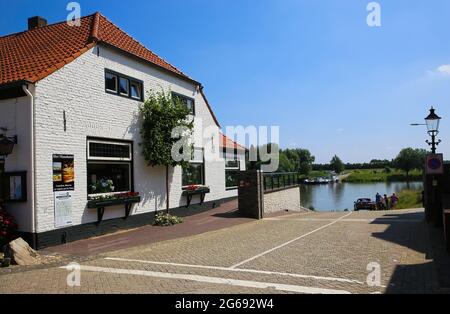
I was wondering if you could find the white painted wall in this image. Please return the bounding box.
[32,45,240,233]
[0,93,33,232]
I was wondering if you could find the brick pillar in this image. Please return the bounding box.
[238,170,264,219]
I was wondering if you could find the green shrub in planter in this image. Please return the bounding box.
[154,213,183,227]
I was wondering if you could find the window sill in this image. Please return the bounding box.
[226,187,238,191]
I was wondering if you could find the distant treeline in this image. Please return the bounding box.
[313,159,392,171]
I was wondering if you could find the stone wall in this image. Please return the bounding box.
[264,187,302,214]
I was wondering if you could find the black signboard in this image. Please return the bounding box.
[53,154,75,191]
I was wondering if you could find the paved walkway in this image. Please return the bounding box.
[0,208,449,294]
[44,200,254,256]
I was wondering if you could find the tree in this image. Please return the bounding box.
[139,89,194,212]
[394,148,427,179]
[330,155,345,174]
[282,149,315,176]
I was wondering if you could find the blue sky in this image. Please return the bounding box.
[1,0,450,163]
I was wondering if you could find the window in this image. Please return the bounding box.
[225,152,240,190]
[119,77,129,96]
[182,148,204,187]
[172,92,195,115]
[130,81,141,100]
[105,72,118,92]
[87,139,133,196]
[105,70,143,101]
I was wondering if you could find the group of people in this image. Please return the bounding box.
[375,192,399,211]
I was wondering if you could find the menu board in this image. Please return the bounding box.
[53,154,75,191]
[54,191,73,228]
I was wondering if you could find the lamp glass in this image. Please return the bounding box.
[425,108,441,133]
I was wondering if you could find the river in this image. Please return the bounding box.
[300,181,423,212]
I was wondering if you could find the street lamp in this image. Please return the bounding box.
[425,107,442,154]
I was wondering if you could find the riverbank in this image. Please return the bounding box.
[342,169,422,183]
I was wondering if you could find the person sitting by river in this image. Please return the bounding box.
[375,193,382,210]
[391,193,399,208]
[384,194,390,210]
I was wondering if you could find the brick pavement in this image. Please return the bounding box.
[0,208,448,294]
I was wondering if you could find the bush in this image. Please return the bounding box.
[154,213,183,227]
[0,206,18,246]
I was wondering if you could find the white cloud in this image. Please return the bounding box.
[437,64,450,75]
[428,64,450,77]
[336,128,345,133]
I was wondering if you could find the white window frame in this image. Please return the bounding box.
[87,139,132,161]
[182,147,205,188]
[87,161,132,197]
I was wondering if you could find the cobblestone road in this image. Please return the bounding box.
[0,209,445,294]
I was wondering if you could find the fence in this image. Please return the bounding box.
[263,172,301,192]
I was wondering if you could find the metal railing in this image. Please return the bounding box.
[263,172,301,192]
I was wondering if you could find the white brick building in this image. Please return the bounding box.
[0,13,246,249]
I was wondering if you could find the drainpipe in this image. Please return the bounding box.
[22,85,37,248]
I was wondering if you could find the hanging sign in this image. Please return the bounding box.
[53,154,75,191]
[426,154,444,175]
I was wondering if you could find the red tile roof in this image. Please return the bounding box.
[0,12,192,86]
[0,12,221,127]
[220,134,247,151]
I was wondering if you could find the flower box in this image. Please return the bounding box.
[182,186,210,207]
[87,196,141,209]
[87,193,141,223]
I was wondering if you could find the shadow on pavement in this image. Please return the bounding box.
[369,210,450,293]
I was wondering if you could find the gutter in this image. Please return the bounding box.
[22,85,37,247]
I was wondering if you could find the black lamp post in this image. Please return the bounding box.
[425,107,442,154]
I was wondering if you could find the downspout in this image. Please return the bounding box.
[22,85,37,248]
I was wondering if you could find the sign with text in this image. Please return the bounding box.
[426,154,444,175]
[54,191,73,228]
[53,154,75,191]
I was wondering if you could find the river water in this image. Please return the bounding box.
[300,181,423,212]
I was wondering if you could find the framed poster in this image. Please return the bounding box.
[53,154,75,191]
[2,171,27,202]
[54,191,73,228]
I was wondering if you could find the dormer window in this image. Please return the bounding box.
[105,69,143,101]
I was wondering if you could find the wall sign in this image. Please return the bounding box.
[53,154,75,191]
[54,191,73,228]
[426,154,444,175]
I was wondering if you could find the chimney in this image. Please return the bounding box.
[28,16,47,30]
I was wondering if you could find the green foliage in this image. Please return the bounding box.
[395,190,423,210]
[280,149,315,175]
[393,148,427,178]
[139,89,194,168]
[330,155,345,174]
[153,213,184,226]
[344,168,422,183]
